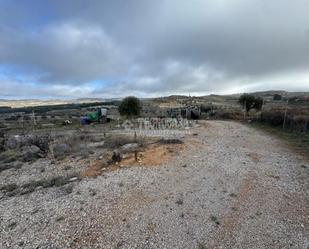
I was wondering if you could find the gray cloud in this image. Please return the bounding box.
[0,21,127,83]
[0,0,309,98]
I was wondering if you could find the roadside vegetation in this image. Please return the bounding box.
[251,122,309,154]
[236,94,309,153]
[118,96,142,117]
[238,93,263,113]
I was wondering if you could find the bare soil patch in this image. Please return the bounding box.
[80,141,185,178]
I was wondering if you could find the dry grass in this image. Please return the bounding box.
[251,123,309,160]
[51,132,103,160]
[0,174,79,197]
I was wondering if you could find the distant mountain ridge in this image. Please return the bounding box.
[0,98,105,108]
[0,90,308,108]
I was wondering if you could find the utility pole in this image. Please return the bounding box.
[282,99,289,129]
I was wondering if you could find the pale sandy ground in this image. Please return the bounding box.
[0,121,308,249]
[0,99,102,108]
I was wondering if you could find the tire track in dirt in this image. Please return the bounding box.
[208,172,257,248]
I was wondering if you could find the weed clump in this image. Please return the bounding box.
[0,175,79,197]
[0,183,18,193]
[158,138,183,144]
[210,215,220,225]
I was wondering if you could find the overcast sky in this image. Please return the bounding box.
[0,0,309,99]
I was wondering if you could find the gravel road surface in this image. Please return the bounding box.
[1,121,308,249]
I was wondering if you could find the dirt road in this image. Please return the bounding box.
[1,121,308,248]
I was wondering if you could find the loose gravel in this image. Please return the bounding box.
[0,121,308,249]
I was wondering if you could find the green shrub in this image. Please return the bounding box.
[119,96,142,117]
[239,94,263,112]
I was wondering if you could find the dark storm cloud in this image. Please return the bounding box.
[0,21,126,83]
[0,0,309,98]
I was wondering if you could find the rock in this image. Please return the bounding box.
[6,135,34,149]
[119,143,140,154]
[5,136,20,149]
[88,141,105,149]
[6,134,50,154]
[20,145,43,162]
[69,177,78,182]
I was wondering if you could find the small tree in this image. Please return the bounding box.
[119,96,142,117]
[239,93,263,113]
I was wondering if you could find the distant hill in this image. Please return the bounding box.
[1,91,308,108]
[251,90,309,97]
[0,98,104,108]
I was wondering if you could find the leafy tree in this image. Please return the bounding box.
[238,94,263,113]
[118,96,142,117]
